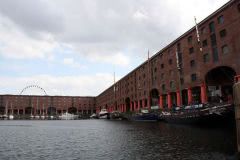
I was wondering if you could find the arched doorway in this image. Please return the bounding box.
[150,89,159,107]
[25,107,33,115]
[125,97,130,112]
[0,105,4,114]
[47,107,56,115]
[68,107,77,114]
[205,66,236,103]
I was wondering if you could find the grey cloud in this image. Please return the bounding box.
[0,0,64,36]
[0,0,229,59]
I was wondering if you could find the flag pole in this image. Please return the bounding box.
[194,16,202,52]
[176,48,182,107]
[147,50,151,110]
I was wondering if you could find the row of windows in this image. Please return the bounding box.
[188,29,227,54]
[123,47,230,93]
[161,73,197,92]
[110,6,239,96]
[188,15,224,45]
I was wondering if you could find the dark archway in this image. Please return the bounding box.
[0,105,5,114]
[182,89,188,105]
[150,88,159,107]
[192,86,201,104]
[114,101,117,111]
[68,107,77,114]
[205,66,236,103]
[47,107,56,115]
[125,97,130,112]
[25,107,33,115]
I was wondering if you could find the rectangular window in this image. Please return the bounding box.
[209,21,215,33]
[212,47,219,62]
[210,34,217,46]
[203,53,210,63]
[161,64,164,69]
[177,43,181,52]
[190,60,195,67]
[218,15,224,24]
[168,59,172,65]
[189,47,194,54]
[162,84,166,91]
[154,67,157,72]
[177,52,182,62]
[222,45,229,54]
[188,36,192,44]
[220,29,227,38]
[191,74,197,82]
[202,39,208,47]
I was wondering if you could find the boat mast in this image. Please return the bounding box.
[114,71,116,111]
[176,49,182,107]
[5,101,8,115]
[36,97,38,116]
[147,50,151,110]
[11,102,13,115]
[194,16,202,52]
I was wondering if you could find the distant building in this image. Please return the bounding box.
[0,95,95,116]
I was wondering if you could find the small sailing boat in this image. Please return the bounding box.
[59,112,78,120]
[8,102,14,120]
[2,101,8,119]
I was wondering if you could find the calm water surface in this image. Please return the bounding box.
[0,120,236,160]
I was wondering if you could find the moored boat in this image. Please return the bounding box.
[109,111,124,120]
[160,102,234,124]
[8,114,14,120]
[130,108,159,122]
[98,109,109,119]
[59,112,78,120]
[90,113,98,119]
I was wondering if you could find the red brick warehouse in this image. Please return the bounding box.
[96,0,240,113]
[0,94,96,116]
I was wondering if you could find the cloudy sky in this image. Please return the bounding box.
[0,0,229,96]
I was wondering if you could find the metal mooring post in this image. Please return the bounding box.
[234,75,240,153]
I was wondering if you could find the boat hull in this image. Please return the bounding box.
[161,103,234,125]
[131,113,159,122]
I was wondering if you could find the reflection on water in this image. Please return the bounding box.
[0,120,236,160]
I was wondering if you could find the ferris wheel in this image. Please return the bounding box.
[19,85,47,95]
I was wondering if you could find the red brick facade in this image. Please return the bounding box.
[0,95,95,115]
[96,0,240,113]
[1,1,240,116]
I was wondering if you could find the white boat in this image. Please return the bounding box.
[9,103,14,120]
[34,115,40,119]
[8,114,14,120]
[90,113,98,119]
[59,112,78,120]
[98,109,109,119]
[2,114,8,119]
